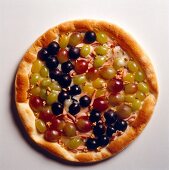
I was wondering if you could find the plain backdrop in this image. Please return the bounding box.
[0,0,169,170]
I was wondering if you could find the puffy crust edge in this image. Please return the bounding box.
[15,20,158,163]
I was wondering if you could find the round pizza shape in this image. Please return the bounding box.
[15,20,158,163]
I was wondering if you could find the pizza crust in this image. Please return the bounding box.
[15,20,158,163]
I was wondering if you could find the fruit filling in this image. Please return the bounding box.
[28,31,149,152]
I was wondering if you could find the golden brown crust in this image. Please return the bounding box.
[15,20,158,163]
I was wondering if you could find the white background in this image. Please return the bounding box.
[0,0,169,170]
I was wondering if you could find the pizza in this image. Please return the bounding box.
[15,20,158,162]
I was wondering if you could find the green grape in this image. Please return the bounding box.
[49,82,61,91]
[124,94,135,103]
[69,33,83,46]
[109,93,124,106]
[35,119,46,133]
[30,86,40,96]
[100,66,116,80]
[95,46,108,55]
[117,104,132,119]
[135,91,145,101]
[63,123,76,137]
[96,32,108,44]
[59,34,69,48]
[47,91,58,105]
[92,78,105,89]
[80,45,90,57]
[135,71,145,82]
[67,137,83,150]
[30,73,41,85]
[73,75,86,85]
[113,57,126,70]
[40,66,49,78]
[95,89,106,98]
[93,56,106,68]
[132,99,141,111]
[123,73,134,83]
[125,83,138,94]
[40,88,47,100]
[127,61,138,72]
[82,83,95,97]
[138,82,149,93]
[41,78,51,87]
[31,60,43,73]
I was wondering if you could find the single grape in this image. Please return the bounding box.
[82,83,95,97]
[89,109,101,122]
[39,110,55,122]
[92,78,105,89]
[100,66,116,80]
[107,79,124,94]
[68,46,80,59]
[135,91,145,101]
[93,97,108,112]
[76,117,92,132]
[117,104,132,119]
[63,123,76,137]
[124,83,138,94]
[49,68,62,81]
[69,102,81,115]
[86,67,99,81]
[69,85,81,96]
[93,56,106,68]
[95,46,108,55]
[44,130,60,142]
[59,34,69,48]
[98,135,109,147]
[29,96,44,112]
[46,56,59,69]
[58,73,72,88]
[106,125,116,137]
[123,73,134,83]
[138,82,149,93]
[80,45,90,57]
[73,75,86,85]
[49,82,61,91]
[69,33,83,46]
[30,73,41,85]
[95,89,106,98]
[58,90,70,104]
[35,119,46,133]
[127,61,138,73]
[49,117,65,132]
[51,102,63,115]
[31,60,43,73]
[104,109,118,125]
[40,78,51,87]
[96,32,108,44]
[93,123,105,137]
[86,138,98,150]
[109,92,124,106]
[30,86,40,96]
[79,95,91,107]
[47,91,59,105]
[57,49,69,64]
[74,59,88,74]
[113,57,126,70]
[114,119,127,132]
[47,41,60,55]
[67,137,83,150]
[135,71,145,82]
[124,94,135,103]
[40,66,49,78]
[38,48,49,61]
[61,61,74,73]
[39,88,47,100]
[84,31,96,44]
[132,99,141,111]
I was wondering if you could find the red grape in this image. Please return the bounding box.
[29,96,44,112]
[49,117,65,132]
[44,130,60,142]
[107,79,124,94]
[39,111,55,122]
[76,116,92,132]
[74,59,88,74]
[57,49,69,63]
[93,97,109,112]
[86,67,99,81]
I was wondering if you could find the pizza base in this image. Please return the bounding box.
[15,20,158,163]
